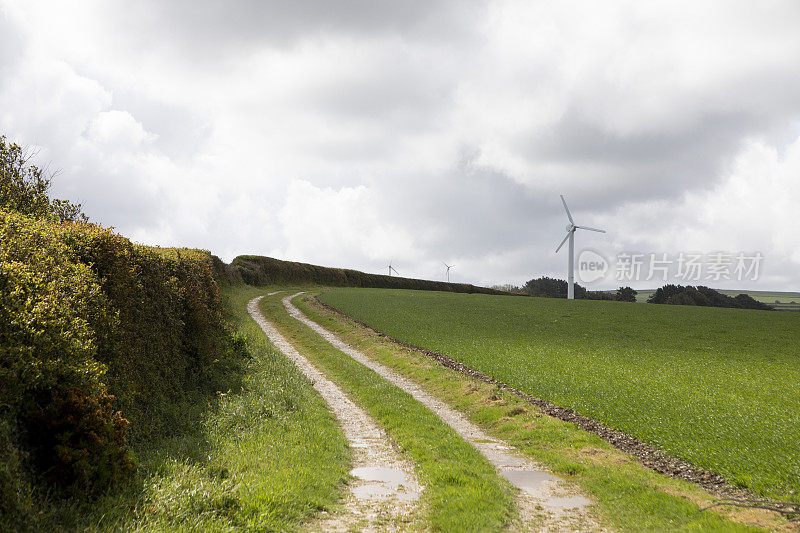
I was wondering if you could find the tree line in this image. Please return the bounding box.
[495,277,774,310]
[493,277,637,301]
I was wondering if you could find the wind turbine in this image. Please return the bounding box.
[555,195,606,299]
[443,261,454,283]
[387,259,399,276]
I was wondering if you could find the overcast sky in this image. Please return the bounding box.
[2,1,799,290]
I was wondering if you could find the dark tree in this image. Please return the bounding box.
[733,293,774,311]
[647,284,684,304]
[615,286,637,302]
[523,277,588,298]
[648,284,773,310]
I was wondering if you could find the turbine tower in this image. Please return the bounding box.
[555,195,606,299]
[387,259,399,276]
[443,261,454,283]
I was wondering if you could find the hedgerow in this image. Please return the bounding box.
[59,225,247,442]
[1,210,126,527]
[0,209,246,528]
[223,254,506,294]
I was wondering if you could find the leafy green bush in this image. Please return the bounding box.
[0,210,125,517]
[57,226,247,442]
[0,418,33,532]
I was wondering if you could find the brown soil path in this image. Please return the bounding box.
[248,296,423,532]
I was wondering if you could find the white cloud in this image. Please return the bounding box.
[277,179,420,272]
[85,110,157,150]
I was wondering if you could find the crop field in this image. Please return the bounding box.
[319,288,800,502]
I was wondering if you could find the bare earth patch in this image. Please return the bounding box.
[284,293,605,532]
[248,296,423,532]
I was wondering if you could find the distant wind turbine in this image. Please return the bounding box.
[387,259,399,276]
[443,261,454,283]
[555,195,606,299]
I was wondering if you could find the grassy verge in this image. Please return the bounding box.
[259,290,517,532]
[319,288,800,503]
[299,291,791,532]
[36,285,350,531]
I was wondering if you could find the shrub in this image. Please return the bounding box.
[615,286,637,302]
[733,293,774,311]
[489,284,525,294]
[585,290,614,300]
[0,210,128,516]
[58,226,247,442]
[22,387,134,493]
[0,212,112,405]
[0,418,33,532]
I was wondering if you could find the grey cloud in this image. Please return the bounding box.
[110,0,486,59]
[381,149,564,257]
[299,63,453,126]
[515,106,796,205]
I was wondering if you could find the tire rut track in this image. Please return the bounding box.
[284,292,605,532]
[248,296,422,532]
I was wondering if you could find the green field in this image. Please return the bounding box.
[634,288,800,311]
[319,288,800,502]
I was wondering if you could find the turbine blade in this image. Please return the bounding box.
[560,195,574,224]
[576,225,606,233]
[555,231,571,253]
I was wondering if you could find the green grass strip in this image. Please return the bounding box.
[299,291,780,532]
[259,290,517,532]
